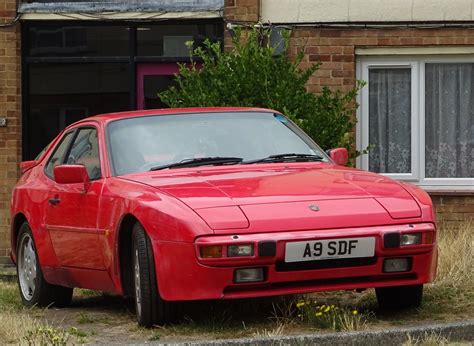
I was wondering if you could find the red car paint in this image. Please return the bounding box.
[10,107,437,301]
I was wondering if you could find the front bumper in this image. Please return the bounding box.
[153,223,437,301]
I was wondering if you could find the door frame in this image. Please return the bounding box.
[136,63,180,110]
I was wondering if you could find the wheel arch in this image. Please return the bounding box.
[11,212,28,262]
[117,213,141,296]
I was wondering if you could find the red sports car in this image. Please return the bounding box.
[10,108,437,327]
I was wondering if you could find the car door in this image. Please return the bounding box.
[44,126,106,270]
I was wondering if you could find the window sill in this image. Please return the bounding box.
[419,186,474,196]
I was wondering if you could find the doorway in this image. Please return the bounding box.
[136,63,179,110]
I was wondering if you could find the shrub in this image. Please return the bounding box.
[159,26,366,159]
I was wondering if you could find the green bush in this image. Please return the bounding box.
[159,26,365,159]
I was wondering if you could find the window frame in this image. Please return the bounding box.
[44,129,77,180]
[44,125,103,181]
[357,55,474,192]
[21,20,224,160]
[65,126,103,181]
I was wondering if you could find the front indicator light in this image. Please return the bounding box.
[383,258,410,273]
[228,244,254,257]
[234,268,264,283]
[425,231,435,244]
[200,245,222,258]
[401,233,422,246]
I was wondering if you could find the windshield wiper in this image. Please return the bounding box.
[150,157,243,171]
[243,153,325,164]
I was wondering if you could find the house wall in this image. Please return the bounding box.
[0,0,22,263]
[261,0,474,23]
[287,27,474,224]
[223,1,474,226]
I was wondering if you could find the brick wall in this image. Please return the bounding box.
[286,27,474,224]
[431,195,474,228]
[288,27,474,95]
[223,0,474,227]
[224,0,260,23]
[223,0,260,51]
[0,0,21,264]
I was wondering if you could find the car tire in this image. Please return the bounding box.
[376,284,423,309]
[16,222,73,308]
[132,222,174,327]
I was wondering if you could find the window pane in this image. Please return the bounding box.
[28,25,129,57]
[368,68,411,173]
[44,131,74,178]
[143,75,176,109]
[137,22,222,57]
[28,63,130,159]
[67,128,101,180]
[425,63,474,178]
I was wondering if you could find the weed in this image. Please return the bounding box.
[77,312,95,324]
[24,325,70,345]
[295,301,370,331]
[149,331,161,341]
[253,324,285,338]
[403,331,450,345]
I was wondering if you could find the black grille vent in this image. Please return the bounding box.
[276,257,377,272]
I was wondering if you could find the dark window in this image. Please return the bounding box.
[137,23,222,57]
[67,128,101,180]
[44,131,75,178]
[28,25,129,57]
[143,75,176,109]
[23,21,224,160]
[28,63,130,157]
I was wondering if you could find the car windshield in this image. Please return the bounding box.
[107,111,329,175]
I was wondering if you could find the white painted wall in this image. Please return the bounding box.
[261,0,474,23]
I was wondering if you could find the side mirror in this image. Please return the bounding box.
[54,165,90,189]
[20,160,38,174]
[327,148,349,166]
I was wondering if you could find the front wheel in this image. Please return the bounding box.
[132,223,174,327]
[376,284,423,309]
[16,222,73,307]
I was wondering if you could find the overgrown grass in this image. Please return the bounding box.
[422,220,474,317]
[403,331,450,345]
[0,221,471,343]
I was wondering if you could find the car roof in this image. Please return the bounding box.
[71,107,278,127]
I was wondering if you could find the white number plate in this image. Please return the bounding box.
[285,237,375,263]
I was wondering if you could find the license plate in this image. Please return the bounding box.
[285,237,375,263]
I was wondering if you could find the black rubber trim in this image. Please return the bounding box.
[258,241,276,257]
[384,232,401,248]
[275,257,377,272]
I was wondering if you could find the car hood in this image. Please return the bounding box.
[122,163,422,231]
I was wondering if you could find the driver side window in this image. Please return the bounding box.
[67,128,102,180]
[44,131,75,179]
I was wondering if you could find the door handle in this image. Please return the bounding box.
[48,197,60,206]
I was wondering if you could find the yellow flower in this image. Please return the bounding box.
[324,306,331,312]
[315,312,323,317]
[331,305,335,309]
[352,310,358,315]
[320,304,326,310]
[52,336,60,342]
[296,302,306,308]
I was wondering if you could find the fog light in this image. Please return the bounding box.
[200,245,222,258]
[228,244,254,257]
[383,258,410,273]
[401,233,421,246]
[234,268,264,283]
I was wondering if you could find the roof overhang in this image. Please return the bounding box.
[19,0,224,20]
